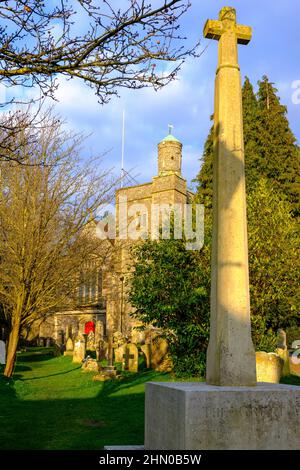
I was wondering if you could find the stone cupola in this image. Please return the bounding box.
[157,130,182,177]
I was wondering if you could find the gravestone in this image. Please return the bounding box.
[131,328,146,345]
[113,331,126,346]
[276,328,290,377]
[64,337,74,357]
[95,320,104,344]
[114,345,126,363]
[94,332,117,380]
[66,337,74,351]
[144,7,300,450]
[122,343,138,373]
[256,352,283,383]
[0,340,6,365]
[141,344,151,369]
[46,337,51,348]
[150,337,172,372]
[73,334,86,364]
[86,330,95,351]
[82,358,99,373]
[97,340,108,361]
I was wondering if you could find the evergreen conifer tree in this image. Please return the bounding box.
[256,75,300,215]
[195,75,300,215]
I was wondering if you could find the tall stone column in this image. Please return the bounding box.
[204,7,256,386]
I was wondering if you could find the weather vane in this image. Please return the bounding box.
[168,124,174,135]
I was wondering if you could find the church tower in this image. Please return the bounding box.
[157,133,182,176]
[105,129,194,335]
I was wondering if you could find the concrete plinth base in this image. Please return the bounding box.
[145,382,300,450]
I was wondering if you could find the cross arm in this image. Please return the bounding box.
[236,25,252,45]
[203,20,252,45]
[203,19,223,40]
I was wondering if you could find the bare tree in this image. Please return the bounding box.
[0,110,117,377]
[0,1,196,103]
[0,1,198,163]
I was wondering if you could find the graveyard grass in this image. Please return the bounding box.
[1,348,299,450]
[0,348,202,450]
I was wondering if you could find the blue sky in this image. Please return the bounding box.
[41,1,300,189]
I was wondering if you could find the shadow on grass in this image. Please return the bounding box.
[99,370,169,398]
[280,374,300,386]
[0,348,167,450]
[19,366,82,381]
[19,350,55,363]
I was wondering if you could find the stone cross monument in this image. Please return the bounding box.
[143,7,300,451]
[204,6,256,386]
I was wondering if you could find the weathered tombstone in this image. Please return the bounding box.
[94,332,117,381]
[37,337,45,347]
[64,337,74,356]
[82,358,99,373]
[122,343,138,373]
[86,330,95,351]
[0,340,6,365]
[46,337,51,348]
[141,344,151,369]
[114,344,126,363]
[150,337,172,372]
[256,352,284,383]
[144,7,300,450]
[131,328,146,345]
[95,320,104,344]
[66,337,74,351]
[113,331,126,346]
[97,339,108,361]
[72,334,86,364]
[276,328,290,377]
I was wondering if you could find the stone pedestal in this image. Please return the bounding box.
[145,382,300,450]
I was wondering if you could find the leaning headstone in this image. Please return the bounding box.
[141,344,151,369]
[276,328,290,377]
[73,335,86,364]
[0,340,6,365]
[150,337,172,372]
[256,352,284,383]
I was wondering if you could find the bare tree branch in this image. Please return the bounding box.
[0,1,198,103]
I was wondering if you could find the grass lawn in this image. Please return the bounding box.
[0,348,299,450]
[0,348,199,450]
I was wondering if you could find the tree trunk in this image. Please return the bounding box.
[3,322,20,378]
